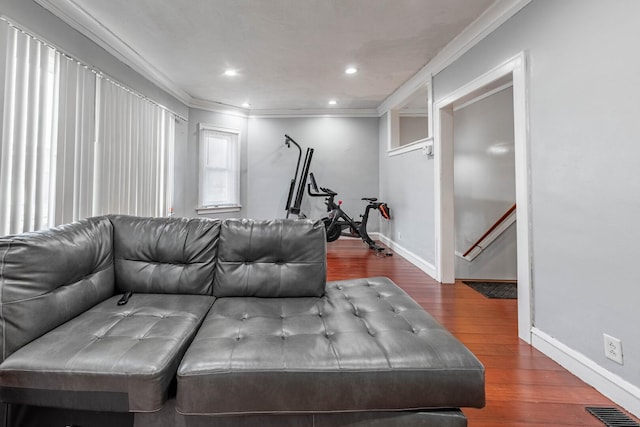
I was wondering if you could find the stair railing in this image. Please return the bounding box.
[456,203,516,262]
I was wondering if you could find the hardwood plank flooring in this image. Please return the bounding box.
[326,239,639,426]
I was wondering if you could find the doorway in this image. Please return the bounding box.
[433,52,532,343]
[453,82,516,281]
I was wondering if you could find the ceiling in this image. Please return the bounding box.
[36,0,497,113]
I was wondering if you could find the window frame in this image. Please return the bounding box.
[387,79,434,157]
[196,123,241,214]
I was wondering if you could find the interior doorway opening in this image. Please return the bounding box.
[453,81,517,282]
[434,52,532,343]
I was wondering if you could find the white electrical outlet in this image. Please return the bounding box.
[397,232,402,240]
[603,334,623,364]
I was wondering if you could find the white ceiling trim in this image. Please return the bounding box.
[189,98,250,119]
[34,0,193,106]
[377,0,532,114]
[248,109,380,119]
[190,98,379,119]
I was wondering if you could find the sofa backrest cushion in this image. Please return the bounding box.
[214,219,326,297]
[0,217,114,362]
[109,215,220,295]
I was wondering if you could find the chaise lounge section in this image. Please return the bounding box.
[0,215,484,426]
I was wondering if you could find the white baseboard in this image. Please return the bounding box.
[531,327,640,418]
[377,234,437,279]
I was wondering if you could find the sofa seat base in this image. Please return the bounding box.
[1,403,134,427]
[136,398,468,427]
[0,401,469,427]
[177,277,484,415]
[0,294,214,413]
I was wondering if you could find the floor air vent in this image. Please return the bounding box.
[586,407,639,426]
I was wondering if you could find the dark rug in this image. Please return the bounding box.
[462,281,517,299]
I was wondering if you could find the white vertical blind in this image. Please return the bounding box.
[0,18,177,236]
[0,21,96,236]
[54,53,96,225]
[93,77,174,217]
[0,23,58,235]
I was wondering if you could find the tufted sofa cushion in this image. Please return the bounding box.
[214,219,326,297]
[0,293,214,412]
[109,215,220,295]
[0,217,114,362]
[176,276,485,415]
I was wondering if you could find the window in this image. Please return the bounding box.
[387,82,433,157]
[198,124,240,213]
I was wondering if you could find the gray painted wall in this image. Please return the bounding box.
[379,114,435,263]
[180,114,379,227]
[247,117,380,224]
[454,86,517,280]
[380,0,640,390]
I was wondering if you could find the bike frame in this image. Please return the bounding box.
[307,173,391,255]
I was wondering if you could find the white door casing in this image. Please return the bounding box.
[434,51,532,343]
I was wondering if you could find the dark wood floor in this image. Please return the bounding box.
[326,239,638,427]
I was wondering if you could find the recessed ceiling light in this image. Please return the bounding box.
[241,102,250,108]
[328,99,337,105]
[345,67,358,75]
[224,69,238,77]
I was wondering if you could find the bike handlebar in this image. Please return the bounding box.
[308,184,337,198]
[307,173,388,214]
[307,173,337,197]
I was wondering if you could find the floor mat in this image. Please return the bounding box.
[462,281,517,299]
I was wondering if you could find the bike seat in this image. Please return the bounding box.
[362,197,378,202]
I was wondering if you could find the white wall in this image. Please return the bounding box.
[454,86,517,280]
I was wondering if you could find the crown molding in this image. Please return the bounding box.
[189,98,380,119]
[34,0,193,106]
[188,98,250,118]
[399,108,429,116]
[377,0,532,114]
[247,108,380,119]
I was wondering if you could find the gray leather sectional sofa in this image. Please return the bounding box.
[0,215,485,426]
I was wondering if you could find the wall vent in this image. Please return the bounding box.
[586,407,639,427]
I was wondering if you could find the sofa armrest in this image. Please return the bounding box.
[0,217,114,362]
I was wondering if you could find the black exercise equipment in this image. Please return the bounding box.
[284,134,314,218]
[307,173,392,256]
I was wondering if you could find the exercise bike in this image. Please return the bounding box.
[307,173,392,256]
